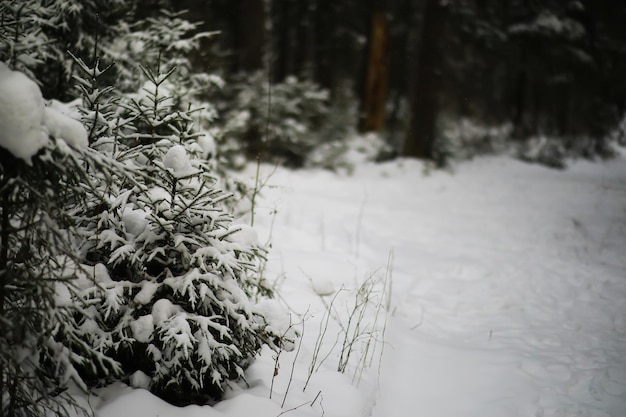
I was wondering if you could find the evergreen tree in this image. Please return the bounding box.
[1,0,287,408]
[71,53,284,404]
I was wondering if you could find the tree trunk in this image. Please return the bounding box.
[239,0,266,72]
[359,0,390,133]
[274,0,298,81]
[315,2,336,90]
[511,68,527,139]
[404,0,448,159]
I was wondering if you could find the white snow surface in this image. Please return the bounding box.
[89,152,626,417]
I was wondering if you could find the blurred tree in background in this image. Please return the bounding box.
[4,0,624,167]
[160,0,626,166]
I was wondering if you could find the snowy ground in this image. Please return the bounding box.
[93,152,626,417]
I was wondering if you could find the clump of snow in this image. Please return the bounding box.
[198,132,217,159]
[163,145,195,177]
[134,282,160,305]
[93,263,112,284]
[0,62,47,163]
[43,105,88,149]
[79,316,101,335]
[151,298,182,325]
[129,371,151,390]
[130,315,154,343]
[54,279,73,306]
[0,63,89,163]
[254,300,295,343]
[47,98,82,119]
[147,186,171,210]
[122,207,149,236]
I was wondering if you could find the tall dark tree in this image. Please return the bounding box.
[359,0,390,133]
[404,0,449,160]
[239,0,267,72]
[386,0,418,145]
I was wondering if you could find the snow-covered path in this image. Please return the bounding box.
[255,155,626,417]
[94,154,626,417]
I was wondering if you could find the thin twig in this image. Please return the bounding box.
[277,400,312,417]
[310,390,322,407]
[305,286,345,390]
[250,156,262,227]
[282,308,308,408]
[270,314,296,399]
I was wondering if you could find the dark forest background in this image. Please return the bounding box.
[163,0,626,164]
[8,0,626,167]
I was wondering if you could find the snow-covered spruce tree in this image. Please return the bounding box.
[73,58,283,405]
[1,0,285,408]
[0,62,120,417]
